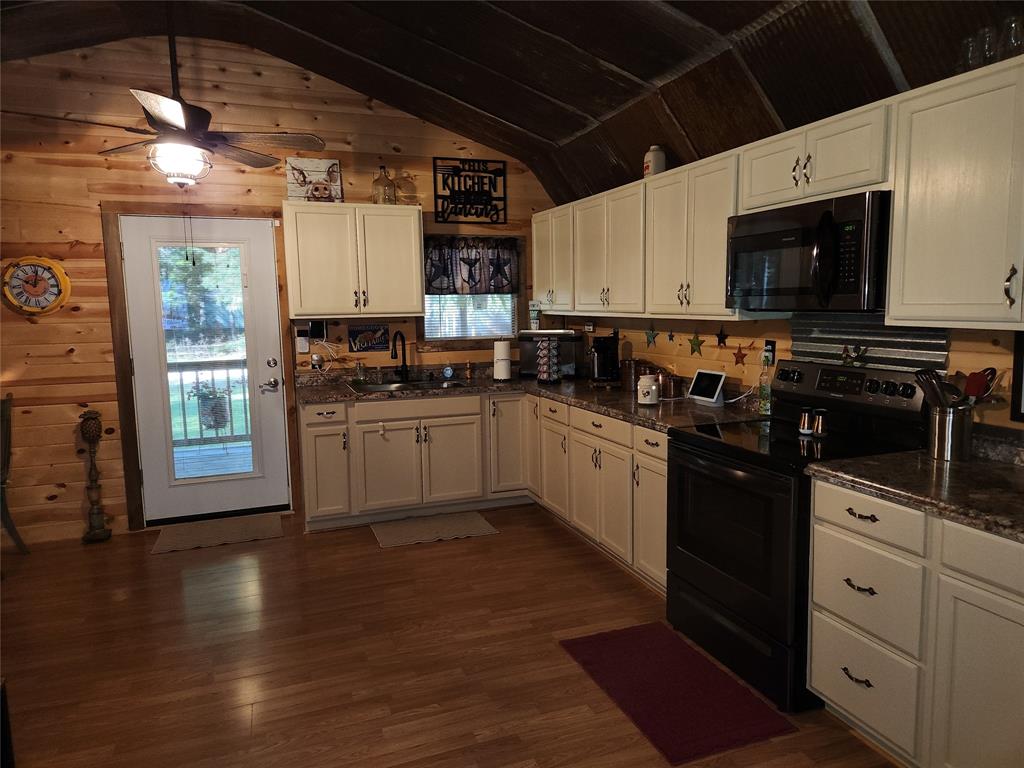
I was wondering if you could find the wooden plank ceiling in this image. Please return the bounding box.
[2,0,1021,204]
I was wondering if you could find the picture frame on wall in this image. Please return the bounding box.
[1012,331,1023,423]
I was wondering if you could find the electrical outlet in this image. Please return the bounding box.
[584,321,595,333]
[763,339,777,365]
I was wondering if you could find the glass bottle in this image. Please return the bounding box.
[371,165,396,205]
[758,354,772,416]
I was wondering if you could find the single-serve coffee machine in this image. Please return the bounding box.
[589,332,620,383]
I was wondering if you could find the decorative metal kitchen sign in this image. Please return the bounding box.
[347,324,389,352]
[432,158,507,224]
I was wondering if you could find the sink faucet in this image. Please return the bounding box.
[391,330,409,382]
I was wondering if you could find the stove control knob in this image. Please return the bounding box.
[881,380,898,397]
[777,369,792,382]
[898,383,917,399]
[864,379,881,394]
[789,369,804,383]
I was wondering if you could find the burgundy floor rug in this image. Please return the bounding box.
[560,622,796,765]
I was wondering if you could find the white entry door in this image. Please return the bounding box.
[120,215,289,523]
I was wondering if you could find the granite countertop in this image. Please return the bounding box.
[296,376,758,433]
[807,451,1024,544]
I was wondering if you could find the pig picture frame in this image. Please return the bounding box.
[286,157,343,202]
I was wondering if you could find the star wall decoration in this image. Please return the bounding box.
[645,327,659,348]
[733,344,749,366]
[715,325,729,347]
[667,330,675,342]
[688,331,705,356]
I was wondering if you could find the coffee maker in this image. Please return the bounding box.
[589,332,620,383]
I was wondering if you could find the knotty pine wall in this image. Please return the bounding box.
[0,37,551,543]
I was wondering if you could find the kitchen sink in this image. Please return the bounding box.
[349,380,466,393]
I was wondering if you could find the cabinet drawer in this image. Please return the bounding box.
[814,481,926,555]
[813,525,925,658]
[570,407,632,447]
[539,398,569,424]
[810,611,920,757]
[300,404,347,423]
[941,520,1024,596]
[634,426,668,461]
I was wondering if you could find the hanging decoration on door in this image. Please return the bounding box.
[348,324,390,352]
[432,157,507,223]
[424,236,520,295]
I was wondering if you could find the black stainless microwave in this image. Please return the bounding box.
[725,191,890,312]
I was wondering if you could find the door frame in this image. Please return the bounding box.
[100,201,300,530]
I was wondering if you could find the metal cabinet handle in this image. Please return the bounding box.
[802,153,811,184]
[342,430,348,451]
[677,283,684,305]
[597,448,602,469]
[549,289,554,304]
[415,425,421,443]
[605,287,610,305]
[792,156,801,187]
[548,407,557,414]
[362,289,368,307]
[591,421,603,429]
[314,410,336,417]
[841,666,874,688]
[843,577,878,596]
[561,435,566,453]
[353,290,359,308]
[1004,264,1018,308]
[633,464,640,487]
[491,400,497,417]
[644,438,660,448]
[846,507,879,523]
[591,447,598,468]
[423,426,429,443]
[533,402,538,418]
[684,282,691,306]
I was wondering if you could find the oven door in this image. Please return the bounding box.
[667,444,798,643]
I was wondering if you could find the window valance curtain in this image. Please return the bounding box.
[424,236,520,295]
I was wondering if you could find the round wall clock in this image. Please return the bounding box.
[2,256,72,315]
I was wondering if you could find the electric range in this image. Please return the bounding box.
[666,359,928,712]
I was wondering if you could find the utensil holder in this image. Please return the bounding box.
[929,404,973,462]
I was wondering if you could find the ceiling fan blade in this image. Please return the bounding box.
[211,132,326,151]
[207,143,280,168]
[1,110,155,136]
[129,89,187,130]
[98,139,157,156]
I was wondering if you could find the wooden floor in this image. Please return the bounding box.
[1,505,892,768]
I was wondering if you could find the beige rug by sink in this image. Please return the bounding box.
[371,511,497,548]
[151,513,283,554]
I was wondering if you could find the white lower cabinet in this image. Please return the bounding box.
[632,454,667,587]
[353,419,424,512]
[301,421,351,519]
[422,415,483,504]
[930,576,1024,768]
[810,480,1024,767]
[569,431,601,539]
[540,417,569,520]
[488,394,526,493]
[597,441,633,563]
[523,395,541,495]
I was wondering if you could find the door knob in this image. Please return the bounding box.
[260,377,280,389]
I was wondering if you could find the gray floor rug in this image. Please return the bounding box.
[371,511,498,548]
[151,513,283,554]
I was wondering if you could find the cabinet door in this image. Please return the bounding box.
[740,132,805,210]
[488,395,526,493]
[357,205,424,316]
[301,423,350,519]
[569,431,600,539]
[633,454,667,587]
[604,182,645,313]
[352,419,423,512]
[931,575,1024,768]
[645,168,688,315]
[523,395,541,495]
[283,202,360,317]
[573,195,607,310]
[540,420,569,520]
[686,155,738,317]
[597,441,633,563]
[888,67,1024,327]
[532,210,553,306]
[422,415,483,504]
[804,105,888,196]
[550,204,575,310]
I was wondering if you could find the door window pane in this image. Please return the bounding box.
[157,244,254,479]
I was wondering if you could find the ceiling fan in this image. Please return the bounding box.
[3,32,325,183]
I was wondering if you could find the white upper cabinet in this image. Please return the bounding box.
[686,154,738,316]
[531,209,553,306]
[604,182,645,312]
[283,201,359,317]
[645,167,688,315]
[740,105,888,211]
[283,201,423,318]
[887,65,1024,329]
[573,194,607,310]
[532,204,574,310]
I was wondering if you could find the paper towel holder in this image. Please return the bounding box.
[493,338,513,382]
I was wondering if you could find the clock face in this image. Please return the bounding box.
[2,258,71,315]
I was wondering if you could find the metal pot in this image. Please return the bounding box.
[657,372,686,400]
[620,359,658,393]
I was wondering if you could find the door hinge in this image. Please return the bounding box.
[129,357,134,377]
[120,242,125,261]
[138,468,143,486]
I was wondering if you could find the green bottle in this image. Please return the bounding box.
[758,353,772,416]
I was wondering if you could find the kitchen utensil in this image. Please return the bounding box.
[798,407,813,435]
[637,374,659,405]
[964,367,997,402]
[929,403,973,462]
[811,408,828,437]
[940,381,968,407]
[915,369,949,408]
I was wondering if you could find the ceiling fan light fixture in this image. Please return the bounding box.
[148,142,212,186]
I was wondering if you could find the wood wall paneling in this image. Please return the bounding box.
[601,94,699,174]
[0,36,552,543]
